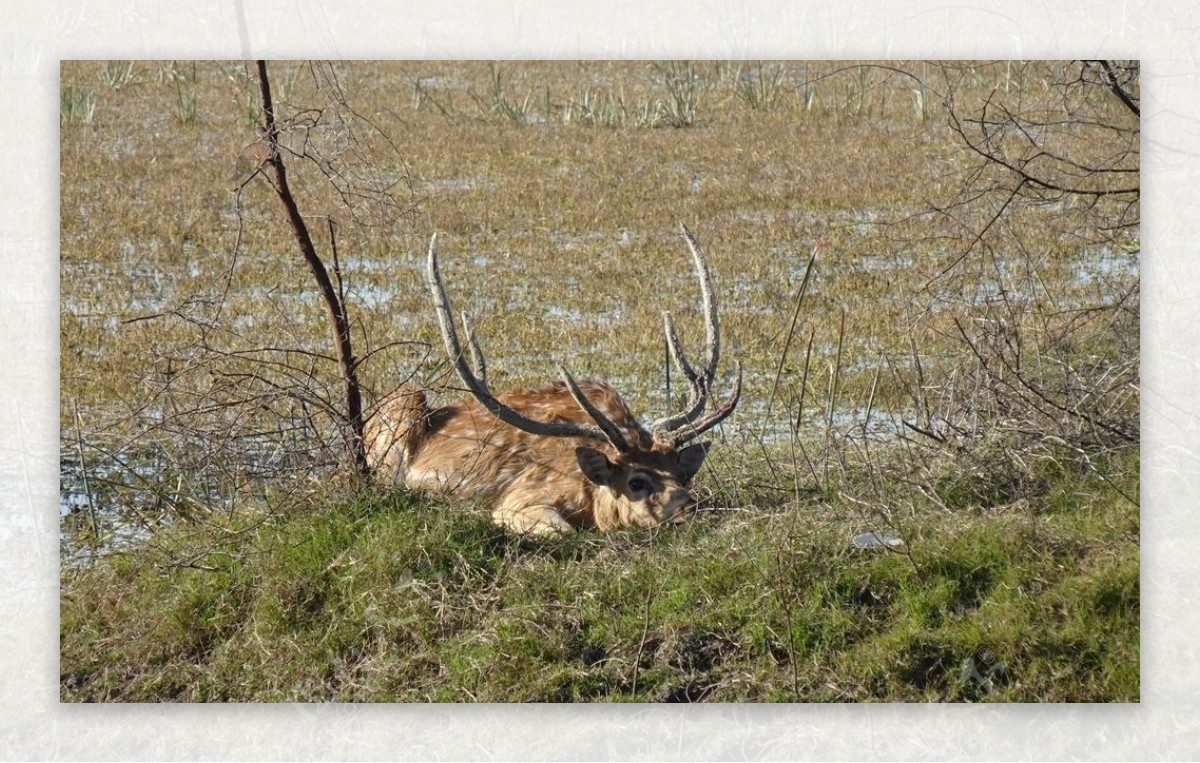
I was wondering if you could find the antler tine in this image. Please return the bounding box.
[650,224,728,438]
[427,234,493,400]
[663,311,698,384]
[426,233,626,450]
[558,366,630,452]
[649,312,701,431]
[459,310,487,386]
[680,223,720,385]
[663,363,743,447]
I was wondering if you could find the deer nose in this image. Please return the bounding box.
[662,489,692,523]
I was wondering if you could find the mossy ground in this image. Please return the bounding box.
[60,443,1137,702]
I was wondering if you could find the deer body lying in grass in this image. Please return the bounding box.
[365,226,741,536]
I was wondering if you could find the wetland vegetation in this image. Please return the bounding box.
[60,60,1139,701]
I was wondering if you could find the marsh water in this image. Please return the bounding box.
[59,61,1139,561]
[59,230,1136,561]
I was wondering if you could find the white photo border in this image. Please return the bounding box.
[6,0,1193,758]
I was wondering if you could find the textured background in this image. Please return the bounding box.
[4,0,1193,758]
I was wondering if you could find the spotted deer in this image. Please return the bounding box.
[365,225,741,536]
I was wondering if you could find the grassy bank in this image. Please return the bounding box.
[61,440,1137,702]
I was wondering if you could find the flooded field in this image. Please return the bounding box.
[60,60,1138,556]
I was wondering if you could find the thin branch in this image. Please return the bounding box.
[1089,60,1140,117]
[255,60,368,475]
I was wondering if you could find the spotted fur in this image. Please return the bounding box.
[365,380,710,536]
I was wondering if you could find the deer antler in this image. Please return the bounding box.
[649,224,742,446]
[427,228,739,452]
[426,233,631,453]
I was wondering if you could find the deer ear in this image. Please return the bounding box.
[675,442,711,483]
[575,446,615,486]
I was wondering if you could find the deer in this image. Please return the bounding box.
[364,225,741,536]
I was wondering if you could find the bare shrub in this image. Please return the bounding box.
[872,61,1139,516]
[63,62,422,556]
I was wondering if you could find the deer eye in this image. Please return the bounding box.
[628,476,652,494]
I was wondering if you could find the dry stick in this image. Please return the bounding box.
[856,353,903,530]
[723,533,804,699]
[762,246,819,503]
[1091,59,1140,117]
[794,331,815,435]
[663,327,671,417]
[823,308,847,489]
[630,586,654,697]
[72,400,100,546]
[788,331,821,501]
[328,219,347,313]
[766,244,819,420]
[746,427,784,490]
[255,60,368,476]
[774,548,801,698]
[908,333,931,430]
[858,351,887,495]
[861,351,884,440]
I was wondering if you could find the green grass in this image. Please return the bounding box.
[60,444,1138,702]
[60,85,96,124]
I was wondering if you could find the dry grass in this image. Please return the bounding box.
[61,60,1136,428]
